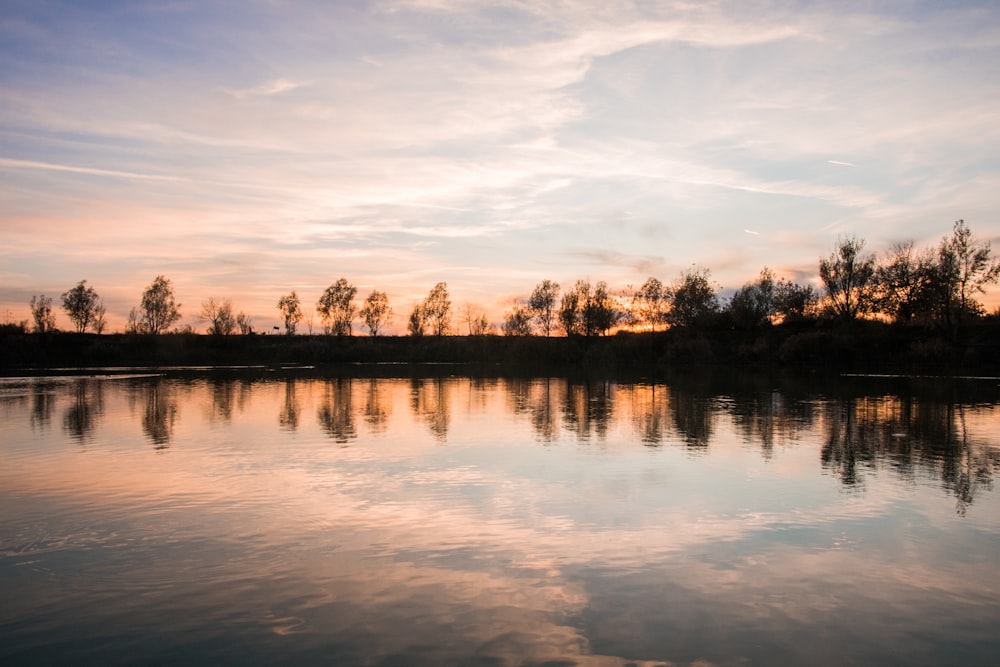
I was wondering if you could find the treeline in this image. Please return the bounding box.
[8,220,1000,342]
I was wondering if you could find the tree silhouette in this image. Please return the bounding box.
[423,282,451,336]
[200,297,237,335]
[632,277,670,331]
[360,290,392,336]
[317,278,358,336]
[139,275,181,334]
[819,236,876,321]
[407,303,426,336]
[62,280,100,333]
[528,280,560,336]
[727,268,775,329]
[502,303,532,336]
[277,291,303,335]
[669,269,719,328]
[933,219,1000,329]
[558,285,581,335]
[30,294,56,333]
[460,302,492,335]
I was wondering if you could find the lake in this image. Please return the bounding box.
[2,369,1000,666]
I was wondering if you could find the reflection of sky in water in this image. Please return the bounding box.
[1,375,999,665]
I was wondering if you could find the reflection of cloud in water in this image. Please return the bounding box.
[3,374,1000,664]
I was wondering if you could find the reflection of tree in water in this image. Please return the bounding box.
[530,378,559,443]
[621,383,671,446]
[410,378,450,442]
[363,378,390,434]
[317,378,357,444]
[561,380,613,442]
[505,377,533,416]
[30,383,56,430]
[731,389,816,459]
[820,396,1000,513]
[821,400,872,488]
[209,378,237,422]
[279,380,300,431]
[142,380,178,450]
[670,388,713,451]
[62,379,104,442]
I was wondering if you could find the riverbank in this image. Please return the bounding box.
[4,319,999,375]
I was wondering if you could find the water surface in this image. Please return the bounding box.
[2,371,999,666]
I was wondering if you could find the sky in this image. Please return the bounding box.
[2,0,1000,333]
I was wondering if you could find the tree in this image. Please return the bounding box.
[874,242,935,324]
[774,278,818,323]
[423,282,451,336]
[317,278,358,336]
[668,268,719,328]
[528,280,560,336]
[582,280,618,336]
[460,303,492,336]
[632,277,670,331]
[933,219,1000,327]
[93,300,107,334]
[557,280,618,336]
[558,286,582,336]
[360,290,392,336]
[139,275,181,334]
[277,291,303,335]
[502,303,532,336]
[61,280,100,333]
[30,295,56,333]
[819,236,876,321]
[126,307,141,334]
[727,268,775,330]
[236,311,254,335]
[407,303,426,337]
[201,297,236,335]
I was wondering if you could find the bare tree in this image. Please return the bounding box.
[30,295,56,333]
[93,299,107,334]
[126,307,141,334]
[423,282,451,336]
[62,280,100,333]
[317,278,358,336]
[236,311,253,335]
[201,297,237,335]
[460,302,492,335]
[528,280,560,336]
[277,291,303,335]
[360,290,392,336]
[139,275,181,334]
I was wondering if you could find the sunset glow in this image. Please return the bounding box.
[3,1,1000,332]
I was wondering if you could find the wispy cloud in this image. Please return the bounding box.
[226,78,310,99]
[0,157,185,182]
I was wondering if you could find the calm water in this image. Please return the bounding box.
[2,370,1000,666]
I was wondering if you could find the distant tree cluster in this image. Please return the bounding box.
[818,220,1000,332]
[23,220,998,337]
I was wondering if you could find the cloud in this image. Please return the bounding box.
[226,78,310,99]
[0,157,185,183]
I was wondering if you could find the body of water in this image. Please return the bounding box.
[2,371,999,666]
